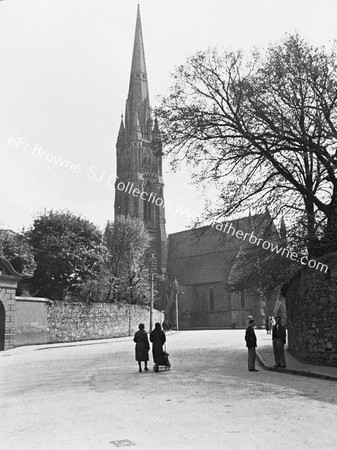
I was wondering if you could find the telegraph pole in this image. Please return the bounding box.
[174,278,179,331]
[149,254,157,332]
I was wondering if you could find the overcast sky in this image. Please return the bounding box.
[1,0,337,234]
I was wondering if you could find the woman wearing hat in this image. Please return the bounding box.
[150,322,166,372]
[133,323,150,372]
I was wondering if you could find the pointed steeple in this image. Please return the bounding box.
[130,111,142,141]
[115,6,167,279]
[152,115,163,176]
[125,5,151,140]
[117,115,125,147]
[280,217,287,241]
[152,115,162,147]
[131,5,147,81]
[153,115,161,138]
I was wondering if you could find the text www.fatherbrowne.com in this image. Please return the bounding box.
[208,220,328,273]
[9,136,328,273]
[116,178,327,273]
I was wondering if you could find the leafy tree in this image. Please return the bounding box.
[0,230,36,276]
[158,34,337,256]
[26,210,104,299]
[229,235,299,299]
[102,216,152,304]
[74,217,152,304]
[0,230,36,295]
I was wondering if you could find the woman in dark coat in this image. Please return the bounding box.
[150,322,166,372]
[133,323,150,372]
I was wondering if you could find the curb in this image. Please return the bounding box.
[33,331,180,352]
[34,338,133,351]
[256,350,337,382]
[1,331,180,355]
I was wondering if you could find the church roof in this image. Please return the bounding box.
[167,212,279,285]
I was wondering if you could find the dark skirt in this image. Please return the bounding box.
[135,342,149,361]
[134,330,150,361]
[150,329,166,364]
[152,344,166,364]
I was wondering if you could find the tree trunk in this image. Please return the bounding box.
[305,199,319,257]
[320,188,337,254]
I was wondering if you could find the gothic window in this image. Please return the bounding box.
[240,291,246,309]
[143,183,153,223]
[143,193,152,222]
[133,196,138,217]
[210,287,214,311]
[125,195,129,218]
[115,192,122,214]
[143,193,147,221]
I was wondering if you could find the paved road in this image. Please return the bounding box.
[1,330,337,450]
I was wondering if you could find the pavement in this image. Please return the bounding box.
[255,330,337,381]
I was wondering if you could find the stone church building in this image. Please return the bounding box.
[167,213,282,329]
[114,6,282,328]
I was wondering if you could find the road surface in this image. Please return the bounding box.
[1,330,337,449]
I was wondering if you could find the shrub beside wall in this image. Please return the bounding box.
[47,302,162,343]
[285,253,337,366]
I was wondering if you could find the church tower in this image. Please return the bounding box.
[115,5,167,274]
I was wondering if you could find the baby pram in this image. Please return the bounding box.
[153,345,171,372]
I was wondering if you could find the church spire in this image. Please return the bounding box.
[125,5,151,140]
[115,6,167,278]
[130,111,142,141]
[116,115,125,148]
[280,217,287,241]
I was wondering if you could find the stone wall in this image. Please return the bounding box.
[47,302,162,343]
[16,297,50,346]
[0,258,21,350]
[0,287,16,350]
[285,253,337,366]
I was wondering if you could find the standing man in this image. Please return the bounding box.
[245,319,259,372]
[272,316,287,368]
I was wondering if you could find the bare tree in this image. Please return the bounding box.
[158,34,337,256]
[103,216,152,303]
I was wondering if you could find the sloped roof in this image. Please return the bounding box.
[0,257,22,278]
[167,211,279,285]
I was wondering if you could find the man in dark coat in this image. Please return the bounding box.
[272,316,287,368]
[133,323,150,372]
[150,322,166,372]
[245,319,259,372]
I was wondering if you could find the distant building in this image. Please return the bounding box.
[166,211,281,328]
